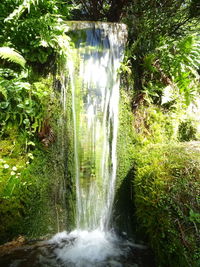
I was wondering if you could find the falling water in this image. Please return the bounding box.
[66,22,127,231]
[0,22,154,267]
[51,22,137,265]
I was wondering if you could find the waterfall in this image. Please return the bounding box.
[66,22,127,231]
[51,22,133,266]
[0,22,152,267]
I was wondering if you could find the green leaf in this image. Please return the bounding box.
[27,141,35,146]
[5,0,39,22]
[0,101,9,109]
[0,47,26,68]
[17,103,25,109]
[23,119,30,125]
[189,209,200,223]
[0,85,7,100]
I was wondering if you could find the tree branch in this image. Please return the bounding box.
[169,16,192,35]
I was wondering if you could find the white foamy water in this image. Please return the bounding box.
[50,230,133,267]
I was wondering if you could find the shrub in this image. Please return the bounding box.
[178,119,197,141]
[133,144,200,266]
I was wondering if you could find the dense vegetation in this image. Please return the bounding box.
[134,144,200,266]
[0,0,200,266]
[115,90,200,266]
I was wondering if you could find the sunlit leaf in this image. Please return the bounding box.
[0,47,26,68]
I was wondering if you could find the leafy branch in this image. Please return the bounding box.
[4,0,39,22]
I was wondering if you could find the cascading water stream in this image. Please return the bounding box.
[50,22,138,266]
[0,22,153,267]
[66,22,127,231]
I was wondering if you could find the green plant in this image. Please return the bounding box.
[178,119,197,141]
[158,35,200,105]
[133,144,200,266]
[1,0,74,67]
[0,47,26,67]
[0,75,51,137]
[133,104,178,145]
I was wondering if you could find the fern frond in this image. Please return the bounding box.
[0,47,26,68]
[5,0,39,22]
[0,85,7,100]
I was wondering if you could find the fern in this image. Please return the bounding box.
[0,85,7,100]
[0,47,26,68]
[5,0,39,21]
[152,35,200,105]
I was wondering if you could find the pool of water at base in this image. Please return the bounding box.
[0,230,155,267]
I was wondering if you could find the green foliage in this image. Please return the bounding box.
[131,97,200,146]
[0,0,75,141]
[123,0,200,105]
[113,89,137,235]
[116,89,136,187]
[0,134,29,242]
[155,35,200,105]
[140,34,200,106]
[0,68,62,242]
[0,0,77,243]
[133,104,178,145]
[0,137,69,243]
[72,0,129,21]
[0,47,26,67]
[0,70,75,243]
[5,0,45,22]
[0,74,52,137]
[133,144,200,266]
[16,148,59,240]
[0,0,73,66]
[0,0,74,145]
[178,119,197,142]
